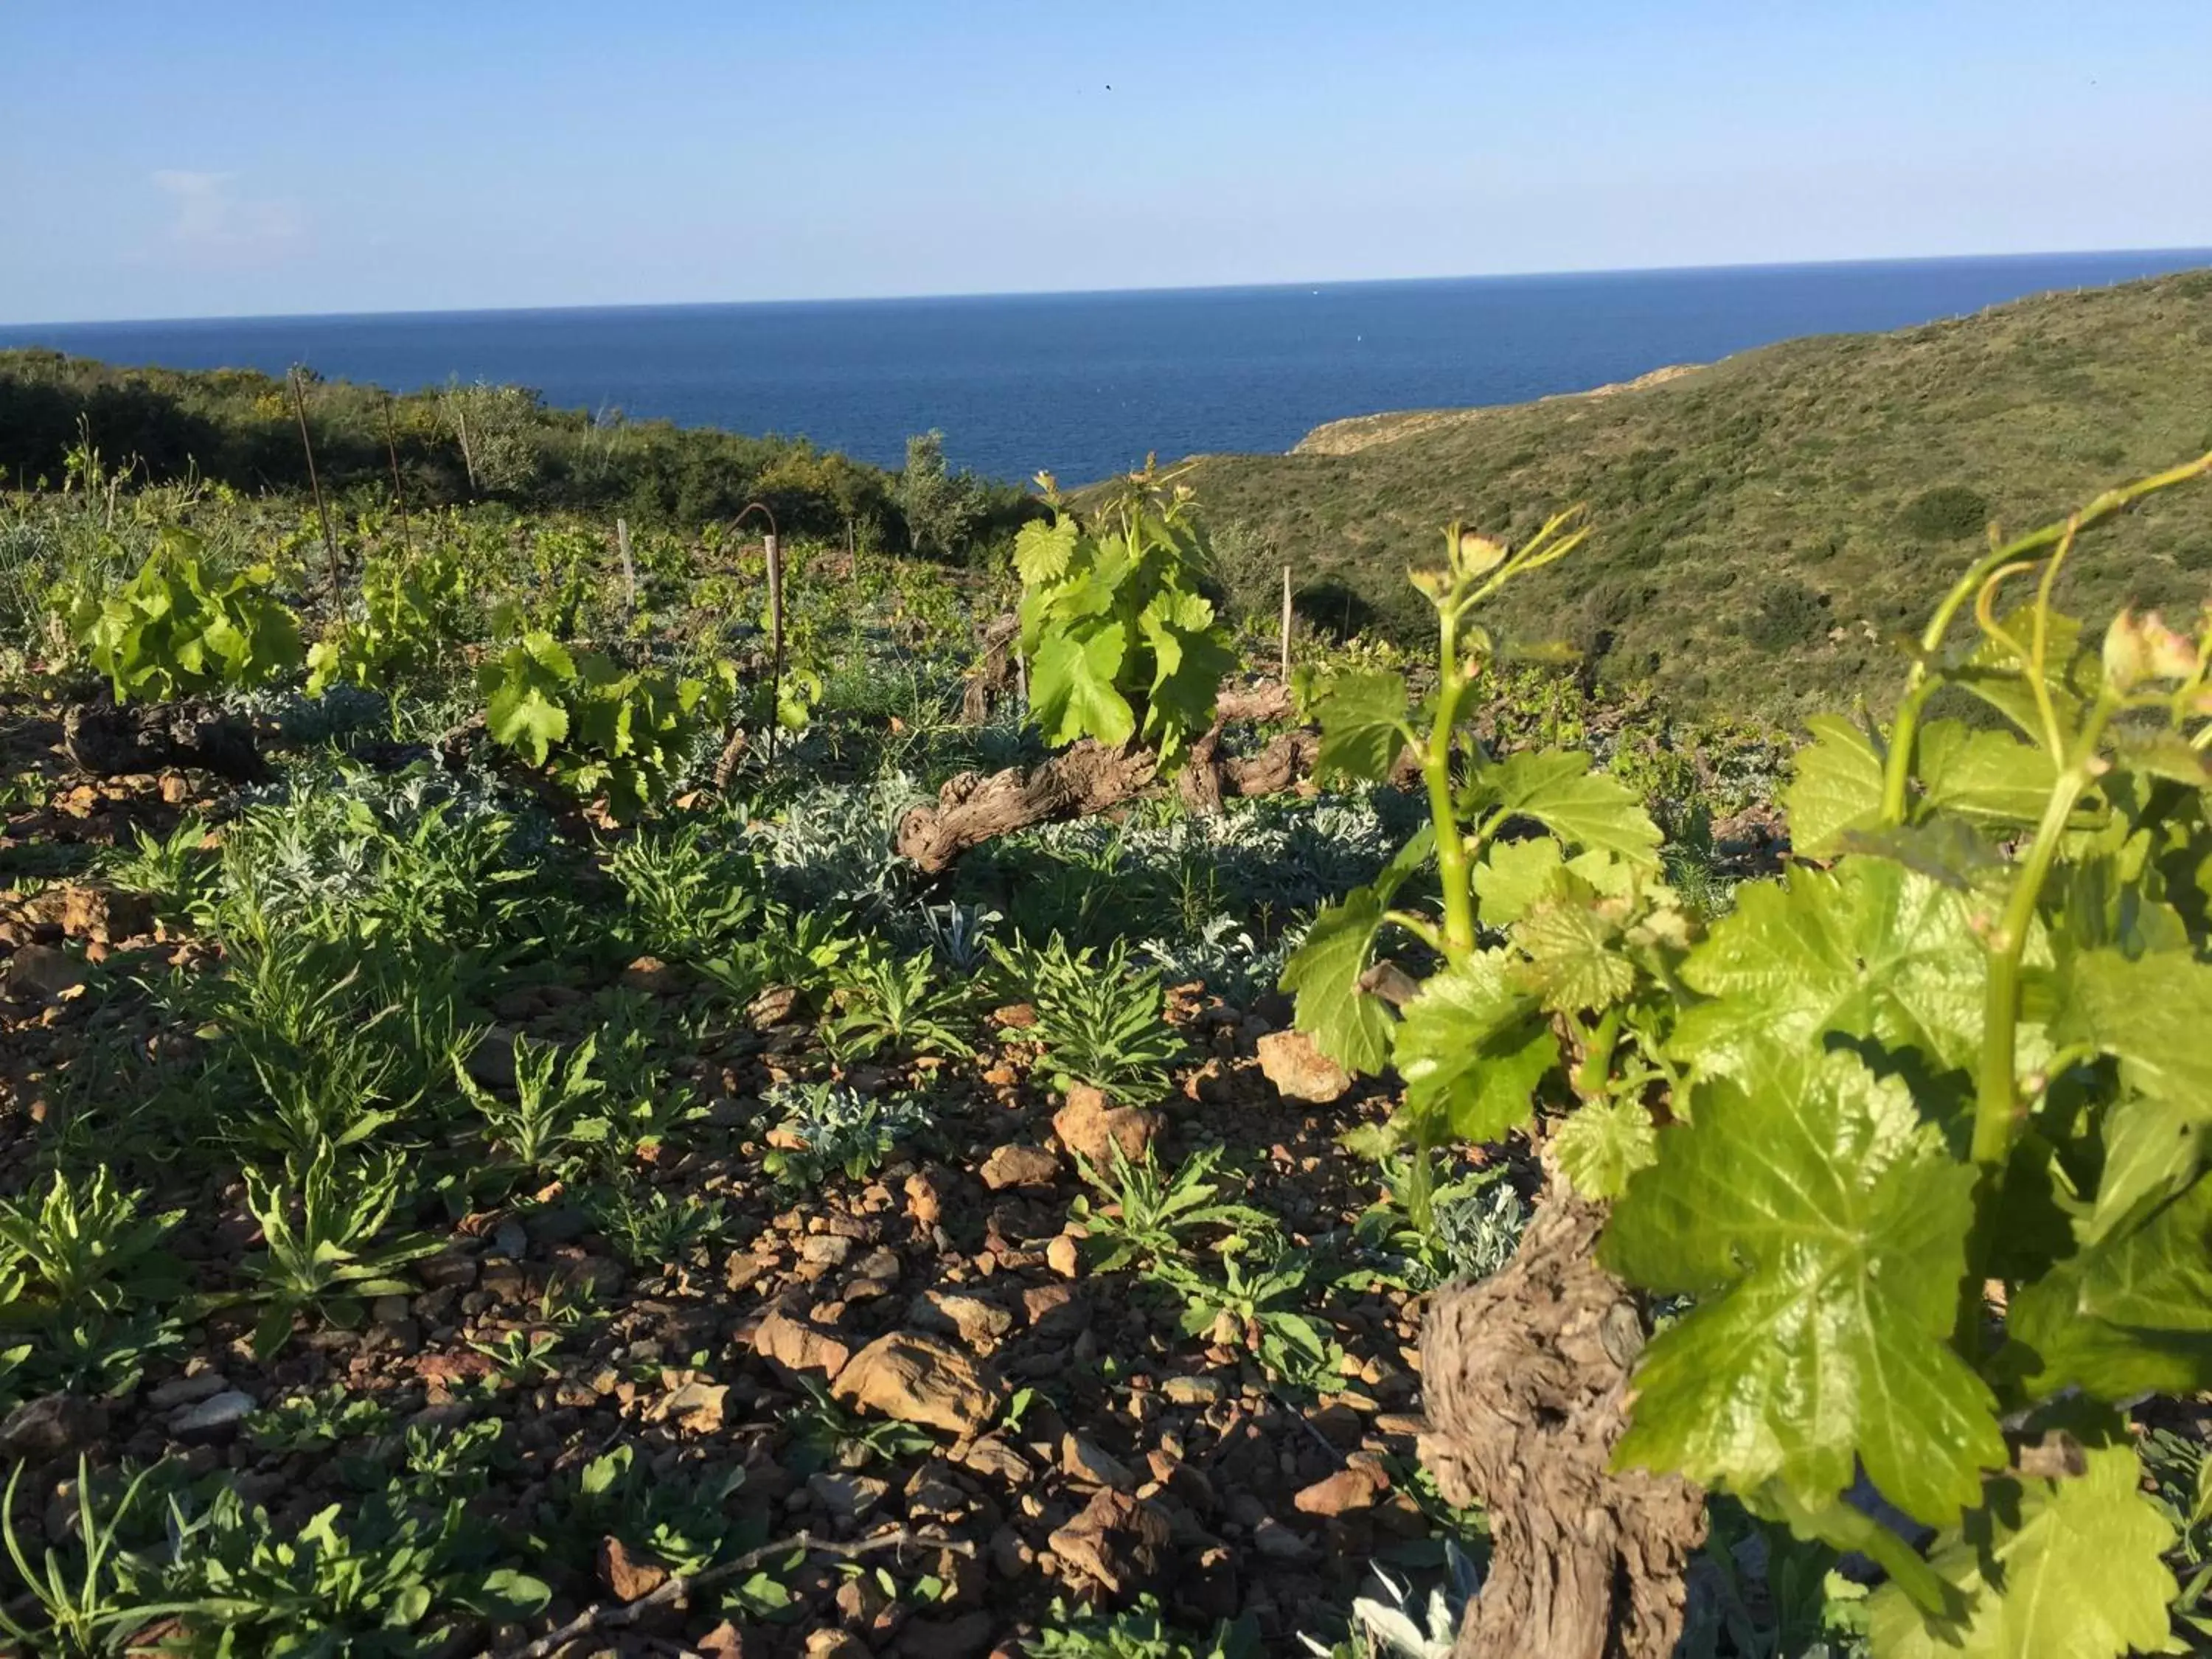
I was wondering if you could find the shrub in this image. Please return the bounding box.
[1899,484,1992,541]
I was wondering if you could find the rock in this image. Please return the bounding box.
[1253,1516,1313,1560]
[753,1307,853,1381]
[417,1253,479,1290]
[990,1523,1033,1579]
[800,1234,854,1267]
[1045,1235,1081,1279]
[1161,1374,1229,1407]
[58,886,154,945]
[168,1390,254,1438]
[465,1029,520,1088]
[807,1471,889,1521]
[490,1218,529,1259]
[649,1380,728,1434]
[1309,1402,1366,1447]
[919,1291,1013,1347]
[1047,1489,1172,1596]
[1294,1463,1391,1517]
[1256,1029,1351,1104]
[957,1435,1034,1485]
[804,1632,869,1659]
[598,1536,669,1601]
[696,1621,754,1658]
[725,1251,779,1294]
[1061,1433,1136,1490]
[1051,1085,1161,1172]
[5,944,87,1002]
[620,955,681,994]
[0,1394,105,1460]
[832,1331,1001,1437]
[978,1144,1061,1191]
[897,1612,995,1659]
[1020,1284,1088,1340]
[145,1372,228,1411]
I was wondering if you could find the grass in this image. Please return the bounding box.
[1180,267,2212,721]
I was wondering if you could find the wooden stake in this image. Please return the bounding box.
[1016,645,1029,711]
[290,366,341,609]
[616,518,636,612]
[763,532,787,762]
[383,397,413,557]
[1280,563,1293,680]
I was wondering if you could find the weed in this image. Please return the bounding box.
[237,1141,442,1360]
[1068,1144,1276,1273]
[992,935,1183,1102]
[759,1081,930,1189]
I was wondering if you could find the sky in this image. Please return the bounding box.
[3,1,2209,324]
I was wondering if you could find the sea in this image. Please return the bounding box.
[3,249,2206,484]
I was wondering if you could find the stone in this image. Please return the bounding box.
[1255,1029,1351,1104]
[800,1234,853,1267]
[804,1632,869,1659]
[650,1380,728,1434]
[5,944,87,1002]
[696,1621,754,1658]
[1061,1433,1136,1490]
[725,1251,779,1293]
[1051,1084,1161,1171]
[1045,1235,1081,1279]
[145,1372,228,1411]
[58,886,154,945]
[620,955,681,994]
[1293,1463,1390,1517]
[896,1612,995,1659]
[1252,1516,1313,1560]
[832,1331,1001,1437]
[978,1144,1060,1191]
[919,1291,1013,1347]
[1047,1488,1172,1596]
[168,1390,255,1438]
[956,1435,1034,1485]
[807,1471,890,1521]
[465,1029,520,1088]
[0,1394,105,1460]
[753,1307,853,1381]
[1020,1283,1088,1340]
[1161,1374,1229,1407]
[491,1219,529,1259]
[598,1536,669,1601]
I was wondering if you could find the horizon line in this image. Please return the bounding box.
[5,244,2210,335]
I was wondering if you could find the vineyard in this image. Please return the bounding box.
[0,427,2209,1659]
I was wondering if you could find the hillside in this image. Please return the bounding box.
[1183,268,2212,721]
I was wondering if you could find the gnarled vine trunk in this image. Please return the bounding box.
[1419,1183,1705,1659]
[894,683,1319,872]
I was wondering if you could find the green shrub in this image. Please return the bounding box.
[1899,484,1992,541]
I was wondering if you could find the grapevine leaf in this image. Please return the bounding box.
[1013,517,1080,586]
[1604,1045,2003,1526]
[1670,858,1988,1079]
[1280,886,1395,1075]
[486,683,569,767]
[2008,1172,2212,1399]
[1917,720,2056,830]
[2051,945,2212,1105]
[1465,751,1662,869]
[1312,671,1411,783]
[2084,1093,2206,1247]
[1391,951,1558,1144]
[1784,714,1884,858]
[1868,1430,2176,1659]
[1553,1095,1658,1200]
[2110,729,2212,787]
[1030,627,1134,749]
[1473,836,1566,928]
[1953,609,2101,742]
[1511,901,1635,1013]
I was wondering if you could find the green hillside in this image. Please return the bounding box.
[1184,268,2212,721]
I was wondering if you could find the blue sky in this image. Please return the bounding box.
[4,0,2208,323]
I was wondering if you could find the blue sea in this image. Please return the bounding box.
[3,250,2206,484]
